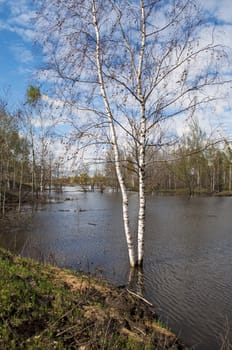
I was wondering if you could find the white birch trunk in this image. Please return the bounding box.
[92,0,136,267]
[137,1,146,266]
[137,111,146,265]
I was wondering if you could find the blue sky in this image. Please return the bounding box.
[0,0,38,109]
[0,0,232,138]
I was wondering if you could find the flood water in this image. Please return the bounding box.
[0,188,232,349]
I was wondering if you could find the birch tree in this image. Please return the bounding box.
[36,0,230,267]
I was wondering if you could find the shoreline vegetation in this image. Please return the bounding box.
[152,189,232,197]
[0,248,187,349]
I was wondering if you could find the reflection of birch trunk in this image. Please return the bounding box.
[128,268,136,290]
[128,266,144,297]
[137,267,144,296]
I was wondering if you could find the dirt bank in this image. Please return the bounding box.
[0,248,187,349]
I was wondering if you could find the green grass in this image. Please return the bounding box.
[0,248,187,349]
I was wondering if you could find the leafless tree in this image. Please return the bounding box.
[36,0,230,267]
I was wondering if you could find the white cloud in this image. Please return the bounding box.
[10,43,33,63]
[0,0,35,41]
[205,0,232,23]
[41,94,67,109]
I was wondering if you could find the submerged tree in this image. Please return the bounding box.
[36,0,230,267]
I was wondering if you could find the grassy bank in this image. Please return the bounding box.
[0,248,187,349]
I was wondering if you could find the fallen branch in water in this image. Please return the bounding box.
[126,289,153,307]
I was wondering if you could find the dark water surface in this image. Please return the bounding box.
[0,189,232,349]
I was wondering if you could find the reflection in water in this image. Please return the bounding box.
[0,190,232,349]
[128,267,144,297]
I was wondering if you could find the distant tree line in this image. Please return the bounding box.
[1,88,231,217]
[67,121,232,197]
